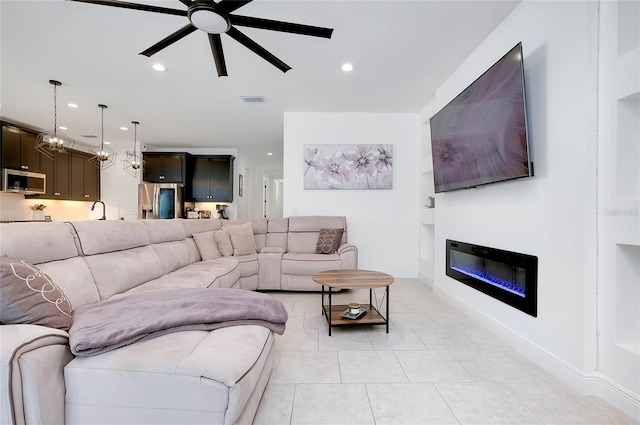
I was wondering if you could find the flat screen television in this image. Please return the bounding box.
[430,42,532,193]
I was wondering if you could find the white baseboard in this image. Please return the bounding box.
[433,285,640,422]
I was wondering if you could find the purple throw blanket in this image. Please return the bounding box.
[69,288,288,356]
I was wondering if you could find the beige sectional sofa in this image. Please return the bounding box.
[0,216,357,425]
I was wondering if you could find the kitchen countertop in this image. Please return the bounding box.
[0,220,53,223]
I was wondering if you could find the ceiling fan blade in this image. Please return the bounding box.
[208,34,228,77]
[139,24,197,57]
[226,27,291,73]
[215,0,253,15]
[68,0,187,17]
[177,0,191,6]
[229,15,333,38]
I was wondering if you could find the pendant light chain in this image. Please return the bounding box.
[36,79,74,159]
[133,121,138,154]
[52,83,58,139]
[89,104,115,169]
[124,120,142,176]
[101,106,104,152]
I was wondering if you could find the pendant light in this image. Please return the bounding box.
[36,80,76,159]
[124,120,144,177]
[89,104,117,170]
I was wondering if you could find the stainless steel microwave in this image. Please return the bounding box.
[2,169,47,194]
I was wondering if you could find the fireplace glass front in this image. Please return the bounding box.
[446,240,537,317]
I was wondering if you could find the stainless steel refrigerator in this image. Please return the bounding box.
[138,183,184,219]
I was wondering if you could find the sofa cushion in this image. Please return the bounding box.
[192,231,222,260]
[0,256,72,330]
[0,222,78,264]
[83,246,165,300]
[281,253,342,275]
[152,239,200,275]
[315,229,344,254]
[213,231,234,256]
[233,254,259,277]
[181,218,222,237]
[287,216,347,254]
[228,223,258,256]
[37,257,101,311]
[139,219,185,244]
[180,258,241,289]
[64,326,274,425]
[70,220,150,255]
[288,216,346,233]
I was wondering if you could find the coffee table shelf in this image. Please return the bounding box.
[313,269,393,336]
[323,304,386,326]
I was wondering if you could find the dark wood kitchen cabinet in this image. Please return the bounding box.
[191,155,234,202]
[38,152,71,199]
[142,152,192,183]
[71,151,100,201]
[1,124,41,172]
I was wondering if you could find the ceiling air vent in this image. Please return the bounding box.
[81,135,98,138]
[240,95,264,103]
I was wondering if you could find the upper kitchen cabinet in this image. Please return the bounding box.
[70,151,100,201]
[142,152,192,184]
[37,152,71,199]
[191,155,234,202]
[1,124,41,172]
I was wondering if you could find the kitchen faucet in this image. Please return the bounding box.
[91,201,106,220]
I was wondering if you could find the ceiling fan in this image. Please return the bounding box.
[68,0,334,76]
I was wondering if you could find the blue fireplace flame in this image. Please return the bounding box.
[451,264,526,297]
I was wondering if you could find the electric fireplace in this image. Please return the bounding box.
[446,239,538,317]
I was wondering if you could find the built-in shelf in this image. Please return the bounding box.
[617,0,639,57]
[616,96,639,202]
[615,244,640,350]
[616,47,639,100]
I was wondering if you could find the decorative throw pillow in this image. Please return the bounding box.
[227,222,258,256]
[315,228,344,254]
[0,256,73,330]
[213,231,234,257]
[192,231,223,260]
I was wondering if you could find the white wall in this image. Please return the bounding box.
[283,112,420,277]
[424,0,638,419]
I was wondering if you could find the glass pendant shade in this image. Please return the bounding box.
[124,120,144,177]
[89,104,117,170]
[36,80,75,159]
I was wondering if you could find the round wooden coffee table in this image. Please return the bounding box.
[312,269,394,336]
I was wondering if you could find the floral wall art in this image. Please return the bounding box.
[303,144,393,190]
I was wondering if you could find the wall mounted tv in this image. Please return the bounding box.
[430,42,532,193]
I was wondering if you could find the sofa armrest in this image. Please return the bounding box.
[337,243,358,269]
[261,246,285,254]
[1,324,72,425]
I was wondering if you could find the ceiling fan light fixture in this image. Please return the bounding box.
[188,6,230,34]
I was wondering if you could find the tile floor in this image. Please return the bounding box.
[253,278,638,425]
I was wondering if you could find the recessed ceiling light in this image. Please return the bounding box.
[120,127,128,131]
[104,141,111,145]
[59,126,67,130]
[67,103,79,108]
[240,95,264,103]
[267,152,273,156]
[341,63,353,72]
[152,63,167,72]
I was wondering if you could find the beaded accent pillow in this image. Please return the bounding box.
[0,256,73,330]
[315,228,344,254]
